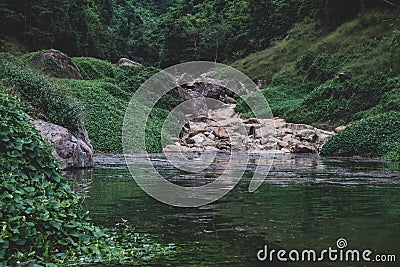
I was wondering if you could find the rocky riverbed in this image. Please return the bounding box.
[164,104,336,154]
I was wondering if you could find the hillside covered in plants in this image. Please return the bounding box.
[1,0,400,265]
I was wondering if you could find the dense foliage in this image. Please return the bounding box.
[235,9,400,128]
[0,89,174,265]
[4,0,395,66]
[321,112,400,161]
[0,55,83,133]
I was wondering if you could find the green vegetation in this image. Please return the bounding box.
[0,55,83,133]
[235,9,400,129]
[1,0,400,264]
[0,52,179,153]
[321,112,400,160]
[72,57,118,81]
[0,89,175,265]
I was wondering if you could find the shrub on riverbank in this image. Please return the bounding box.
[321,112,400,160]
[0,56,83,133]
[0,89,175,265]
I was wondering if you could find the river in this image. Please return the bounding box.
[67,153,400,266]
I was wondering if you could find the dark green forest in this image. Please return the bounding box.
[3,0,397,66]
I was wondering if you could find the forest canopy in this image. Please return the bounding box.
[2,0,398,67]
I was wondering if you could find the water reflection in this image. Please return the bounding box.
[69,154,400,266]
[62,168,93,197]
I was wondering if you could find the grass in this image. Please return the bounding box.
[233,9,400,160]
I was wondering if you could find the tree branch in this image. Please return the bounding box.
[381,0,398,7]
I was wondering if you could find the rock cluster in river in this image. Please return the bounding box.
[34,119,94,169]
[164,104,335,154]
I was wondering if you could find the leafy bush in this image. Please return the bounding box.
[0,58,83,133]
[285,72,397,125]
[321,112,400,160]
[72,57,119,80]
[145,108,176,153]
[56,79,128,152]
[115,66,160,93]
[0,89,175,265]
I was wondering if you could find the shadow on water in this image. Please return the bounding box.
[65,154,400,266]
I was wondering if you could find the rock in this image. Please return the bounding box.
[255,126,275,138]
[192,134,205,144]
[203,140,215,147]
[117,58,142,67]
[179,74,227,101]
[213,126,229,139]
[282,135,299,145]
[281,148,291,153]
[279,128,294,135]
[334,125,347,133]
[33,119,93,169]
[208,105,236,120]
[278,140,289,148]
[204,146,220,152]
[224,96,237,104]
[292,143,316,154]
[243,118,259,124]
[296,129,317,142]
[32,49,83,79]
[316,134,332,144]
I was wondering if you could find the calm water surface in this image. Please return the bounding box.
[74,154,400,266]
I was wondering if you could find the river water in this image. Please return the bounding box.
[70,154,400,266]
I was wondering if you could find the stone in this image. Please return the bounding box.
[224,96,237,104]
[280,128,294,135]
[296,129,317,142]
[33,119,93,169]
[282,135,299,145]
[117,58,142,67]
[203,140,215,147]
[213,126,229,139]
[178,74,227,101]
[255,126,275,138]
[204,146,219,152]
[32,49,83,79]
[243,118,259,124]
[192,135,205,144]
[292,143,316,154]
[316,134,332,144]
[334,125,347,133]
[278,140,289,148]
[281,148,291,153]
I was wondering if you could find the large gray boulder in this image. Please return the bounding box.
[33,119,93,170]
[32,49,83,80]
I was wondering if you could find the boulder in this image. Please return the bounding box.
[192,134,206,144]
[334,125,347,133]
[32,49,83,79]
[213,126,229,139]
[278,140,289,148]
[33,119,93,169]
[177,72,229,101]
[117,58,142,67]
[296,129,317,142]
[292,143,316,154]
